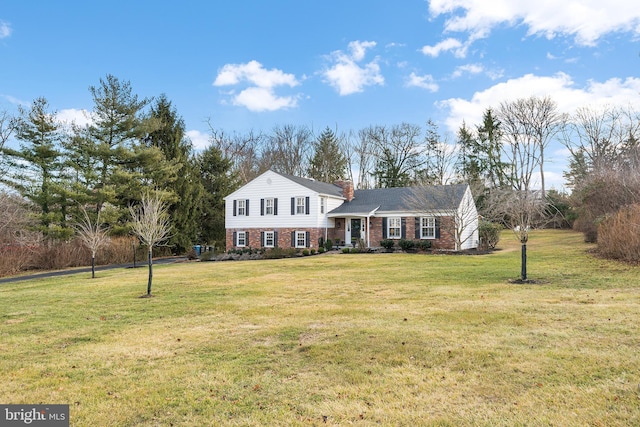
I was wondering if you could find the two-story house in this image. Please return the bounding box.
[224,170,479,251]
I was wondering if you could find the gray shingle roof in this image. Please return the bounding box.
[328,184,468,216]
[274,171,345,198]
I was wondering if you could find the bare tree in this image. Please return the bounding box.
[75,206,111,278]
[422,120,458,185]
[345,128,375,189]
[0,109,18,179]
[493,98,558,281]
[207,120,265,184]
[261,124,312,176]
[368,123,425,188]
[0,191,32,243]
[129,191,172,297]
[485,188,547,281]
[404,184,479,251]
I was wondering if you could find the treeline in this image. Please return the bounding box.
[1,75,639,276]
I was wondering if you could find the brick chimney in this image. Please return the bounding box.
[335,180,354,202]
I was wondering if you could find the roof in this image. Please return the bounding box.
[274,171,345,198]
[328,184,468,216]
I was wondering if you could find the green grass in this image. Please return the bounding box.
[1,230,639,426]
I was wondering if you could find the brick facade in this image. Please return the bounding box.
[228,216,457,250]
[226,227,328,250]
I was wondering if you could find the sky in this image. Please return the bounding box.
[2,0,640,191]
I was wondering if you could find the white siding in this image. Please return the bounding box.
[457,186,479,250]
[225,170,344,230]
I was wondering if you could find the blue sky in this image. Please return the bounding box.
[2,1,640,190]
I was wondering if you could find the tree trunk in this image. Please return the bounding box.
[147,249,153,296]
[521,243,527,281]
[91,255,95,279]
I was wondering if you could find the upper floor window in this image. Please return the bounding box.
[320,197,326,214]
[237,199,247,216]
[296,197,306,215]
[265,198,274,215]
[388,217,401,239]
[421,217,436,239]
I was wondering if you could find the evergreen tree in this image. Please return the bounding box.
[197,145,237,247]
[308,127,348,182]
[1,98,73,238]
[146,94,203,252]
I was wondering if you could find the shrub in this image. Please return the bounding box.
[350,248,360,253]
[478,220,502,250]
[310,248,316,255]
[597,204,640,263]
[398,239,415,252]
[341,248,351,254]
[302,249,310,256]
[380,239,395,251]
[263,247,298,259]
[318,247,325,254]
[324,239,333,251]
[416,240,432,251]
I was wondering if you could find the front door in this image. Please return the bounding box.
[351,219,361,244]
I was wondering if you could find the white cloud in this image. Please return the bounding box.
[428,0,640,46]
[56,108,93,128]
[213,60,300,112]
[323,41,385,95]
[406,72,439,92]
[186,130,209,150]
[420,37,466,58]
[451,63,483,78]
[0,21,11,39]
[233,87,298,112]
[438,72,640,133]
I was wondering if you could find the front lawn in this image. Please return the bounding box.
[1,230,638,426]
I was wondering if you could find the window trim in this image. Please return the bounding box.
[265,198,274,216]
[387,216,401,239]
[236,231,247,247]
[264,231,275,248]
[296,197,306,215]
[420,216,436,239]
[237,199,246,216]
[295,231,307,248]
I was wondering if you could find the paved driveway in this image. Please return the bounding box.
[0,257,188,284]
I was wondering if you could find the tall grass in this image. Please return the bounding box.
[1,230,639,426]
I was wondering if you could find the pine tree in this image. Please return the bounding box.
[308,127,348,182]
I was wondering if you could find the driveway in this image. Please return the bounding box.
[0,257,188,284]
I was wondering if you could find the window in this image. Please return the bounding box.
[264,231,275,247]
[421,217,436,239]
[295,231,306,248]
[265,198,274,215]
[296,197,306,215]
[388,217,401,238]
[237,199,246,216]
[236,231,247,247]
[320,197,325,214]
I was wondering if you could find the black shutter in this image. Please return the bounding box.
[435,218,441,239]
[245,231,250,245]
[260,199,264,216]
[401,217,406,239]
[305,231,310,247]
[382,217,387,239]
[415,217,421,239]
[261,231,265,246]
[291,231,296,247]
[305,197,310,215]
[274,198,278,215]
[233,200,237,216]
[245,199,250,216]
[274,231,279,247]
[291,197,295,215]
[232,231,237,246]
